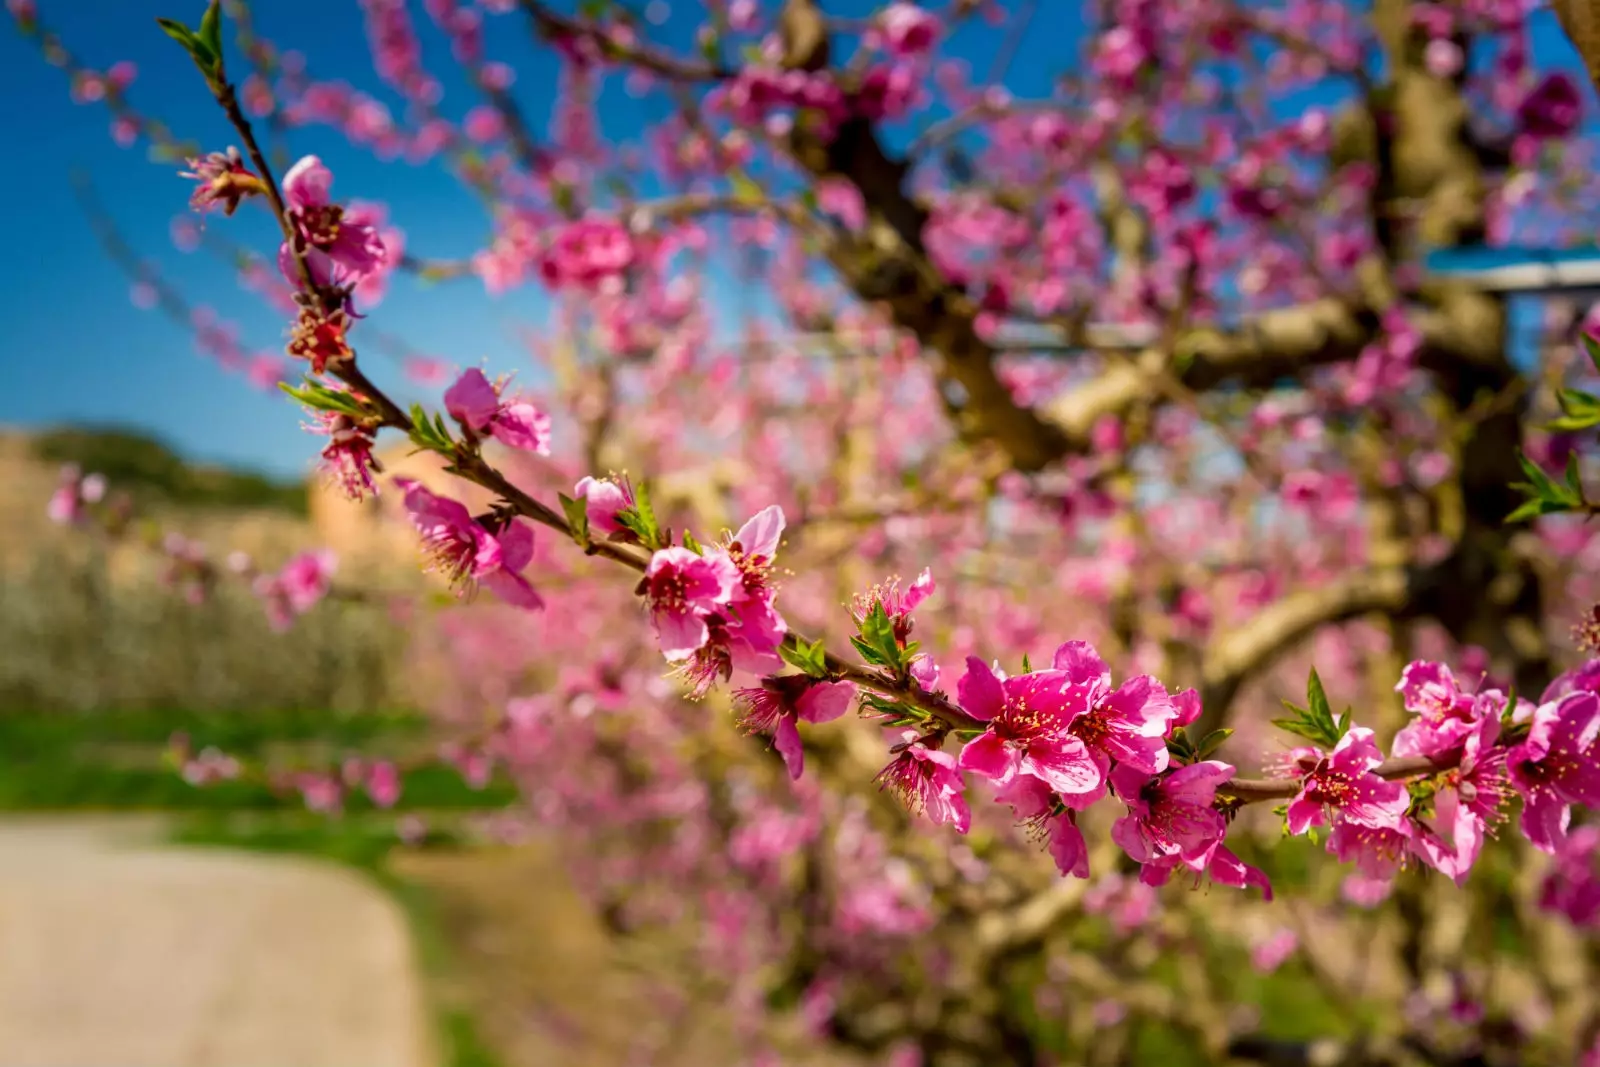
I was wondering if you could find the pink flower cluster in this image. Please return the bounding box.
[642,505,789,694]
[252,550,337,631]
[277,155,390,291]
[444,368,552,454]
[1265,660,1600,904]
[396,479,543,610]
[949,645,1269,893]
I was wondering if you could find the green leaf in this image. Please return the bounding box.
[1305,669,1334,732]
[682,529,703,555]
[1518,450,1577,504]
[1166,727,1195,762]
[406,403,453,452]
[1020,652,1032,674]
[1196,728,1234,759]
[1583,331,1600,376]
[1506,497,1563,523]
[860,601,903,669]
[279,379,366,418]
[198,0,223,66]
[154,18,196,48]
[615,480,661,550]
[1271,717,1326,745]
[849,634,891,668]
[1565,451,1587,505]
[1550,411,1600,432]
[1558,387,1600,418]
[557,493,590,547]
[780,638,829,679]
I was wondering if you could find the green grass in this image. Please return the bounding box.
[0,706,518,812]
[173,814,508,1067]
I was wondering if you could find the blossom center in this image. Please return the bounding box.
[300,204,345,249]
[1305,768,1355,807]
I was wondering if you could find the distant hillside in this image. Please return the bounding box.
[29,426,307,516]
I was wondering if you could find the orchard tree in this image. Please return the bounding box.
[19,0,1600,1063]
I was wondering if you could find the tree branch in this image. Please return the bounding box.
[1199,563,1419,722]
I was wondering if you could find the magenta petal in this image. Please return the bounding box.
[1051,639,1112,684]
[774,713,805,780]
[957,657,1005,721]
[1329,727,1384,775]
[282,154,332,209]
[1170,687,1203,728]
[445,369,500,431]
[797,680,855,724]
[1163,760,1235,804]
[496,520,534,573]
[1047,816,1090,879]
[957,730,1016,783]
[1207,846,1273,900]
[1395,660,1457,710]
[1021,736,1103,795]
[492,403,552,454]
[903,568,935,610]
[1286,794,1323,835]
[654,608,709,661]
[938,790,972,835]
[575,477,628,534]
[483,569,543,611]
[732,505,785,559]
[993,773,1053,820]
[1108,762,1152,804]
[1520,789,1572,854]
[1104,675,1177,737]
[1112,812,1160,864]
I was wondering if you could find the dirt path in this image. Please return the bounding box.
[0,816,432,1067]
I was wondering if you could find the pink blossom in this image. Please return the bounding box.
[541,218,635,290]
[955,658,1104,797]
[366,761,402,809]
[1390,660,1482,758]
[278,155,388,287]
[306,411,382,501]
[1171,687,1203,728]
[644,547,739,659]
[279,549,337,613]
[877,735,970,832]
[1050,640,1179,776]
[443,368,552,454]
[1327,820,1415,885]
[817,177,866,232]
[573,475,634,535]
[46,464,87,525]
[995,775,1091,877]
[1508,691,1600,852]
[1284,727,1410,835]
[1539,825,1600,927]
[1197,846,1274,899]
[704,506,790,672]
[179,147,264,216]
[396,478,543,610]
[1250,928,1298,973]
[1109,760,1232,873]
[878,3,940,57]
[734,676,856,779]
[851,568,935,644]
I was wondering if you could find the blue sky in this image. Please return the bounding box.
[0,2,1586,479]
